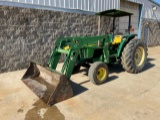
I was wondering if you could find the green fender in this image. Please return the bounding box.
[117,34,137,57]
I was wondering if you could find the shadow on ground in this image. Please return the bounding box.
[108,58,155,73]
[142,58,155,72]
[70,75,119,96]
[108,64,124,74]
[147,58,155,62]
[70,70,120,96]
[70,58,155,96]
[70,80,89,96]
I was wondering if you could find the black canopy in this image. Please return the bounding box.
[96,9,133,17]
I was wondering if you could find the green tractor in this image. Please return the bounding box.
[22,9,147,106]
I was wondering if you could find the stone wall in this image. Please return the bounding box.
[1,5,159,73]
[141,20,160,46]
[0,5,111,73]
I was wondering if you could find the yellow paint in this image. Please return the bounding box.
[112,35,123,45]
[96,67,107,81]
[64,46,70,50]
[134,46,145,67]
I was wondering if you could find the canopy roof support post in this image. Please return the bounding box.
[113,17,115,36]
[98,16,101,35]
[128,15,131,34]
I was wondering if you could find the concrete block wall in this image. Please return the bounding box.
[141,20,160,46]
[0,5,111,73]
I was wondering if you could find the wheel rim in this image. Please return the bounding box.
[134,46,145,67]
[96,67,107,81]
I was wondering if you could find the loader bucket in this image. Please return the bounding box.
[22,62,73,106]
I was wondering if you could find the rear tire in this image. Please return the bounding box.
[121,39,147,73]
[88,62,109,85]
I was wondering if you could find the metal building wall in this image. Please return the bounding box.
[0,0,120,12]
[1,0,159,20]
[120,0,139,34]
[127,0,160,20]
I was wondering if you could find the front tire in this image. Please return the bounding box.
[88,62,109,85]
[121,39,147,73]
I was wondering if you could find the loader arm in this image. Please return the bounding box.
[47,37,80,79]
[47,35,109,79]
[22,35,110,106]
[21,9,147,106]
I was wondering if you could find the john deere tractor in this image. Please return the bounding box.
[22,9,147,106]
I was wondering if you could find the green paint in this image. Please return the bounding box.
[117,34,137,57]
[46,9,138,80]
[47,33,137,79]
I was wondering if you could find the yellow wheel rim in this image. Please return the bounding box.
[96,67,107,81]
[134,46,145,67]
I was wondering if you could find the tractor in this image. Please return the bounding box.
[22,9,147,106]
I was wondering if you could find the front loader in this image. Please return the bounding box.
[22,9,147,106]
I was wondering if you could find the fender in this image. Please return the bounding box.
[117,34,137,57]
